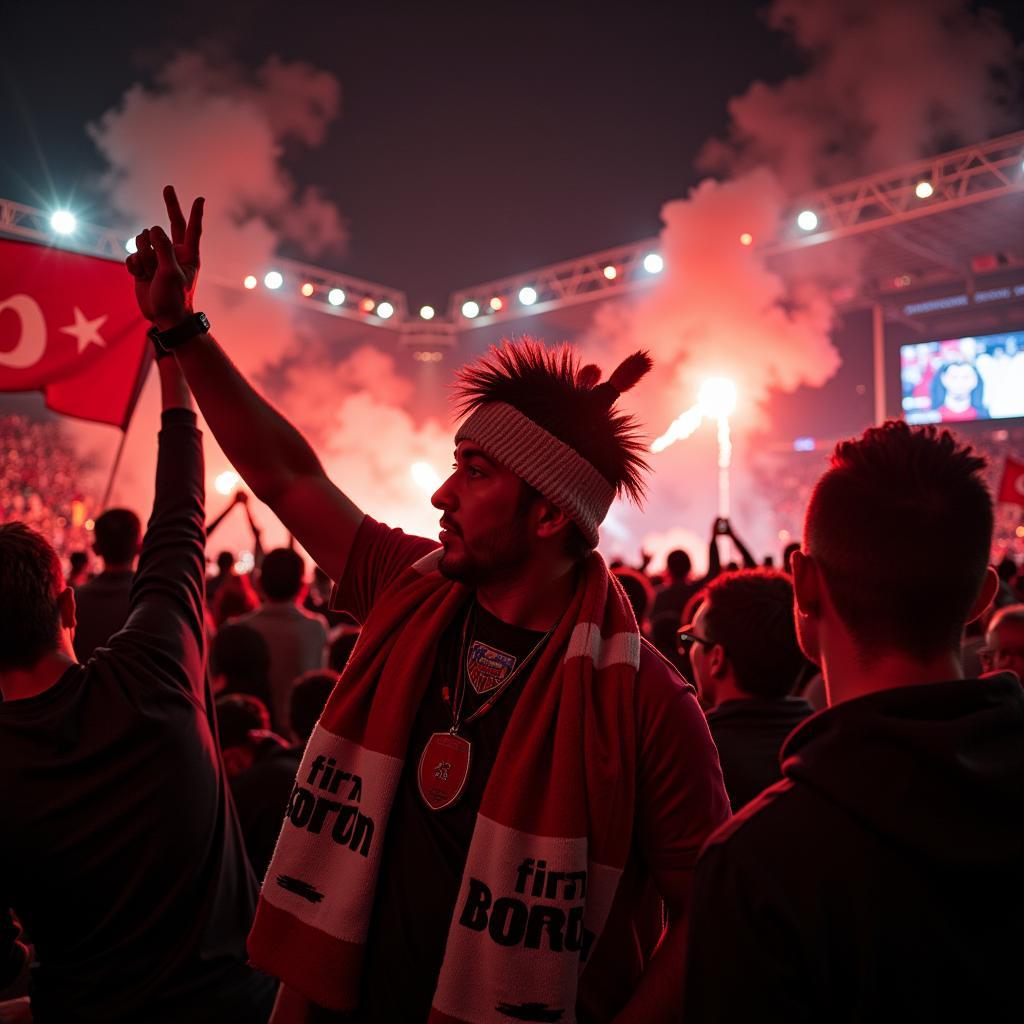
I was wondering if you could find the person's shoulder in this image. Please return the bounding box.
[702,776,811,856]
[637,638,695,703]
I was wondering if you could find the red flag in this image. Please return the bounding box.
[998,455,1024,508]
[0,238,149,428]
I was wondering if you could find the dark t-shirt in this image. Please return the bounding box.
[359,601,549,1021]
[327,517,731,1024]
[0,411,274,1024]
[71,568,134,661]
[706,697,815,810]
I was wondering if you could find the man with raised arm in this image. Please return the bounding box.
[126,189,729,1024]
[0,351,275,1022]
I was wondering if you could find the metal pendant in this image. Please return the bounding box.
[417,731,472,811]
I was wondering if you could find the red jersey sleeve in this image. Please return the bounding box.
[329,516,440,625]
[634,642,732,871]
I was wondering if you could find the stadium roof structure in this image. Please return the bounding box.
[2,129,1022,420]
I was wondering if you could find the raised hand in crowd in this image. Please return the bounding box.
[126,186,203,330]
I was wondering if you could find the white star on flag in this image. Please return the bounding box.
[60,307,109,354]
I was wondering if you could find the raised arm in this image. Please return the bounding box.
[125,187,363,583]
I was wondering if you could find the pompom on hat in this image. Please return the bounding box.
[454,339,652,547]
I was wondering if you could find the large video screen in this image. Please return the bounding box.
[901,330,1024,424]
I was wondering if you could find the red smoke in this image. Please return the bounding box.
[587,0,1021,570]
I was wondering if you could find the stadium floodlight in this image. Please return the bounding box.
[50,210,77,235]
[214,470,240,495]
[328,287,345,306]
[377,301,395,319]
[300,282,315,297]
[360,297,376,313]
[518,286,538,306]
[419,305,435,321]
[243,275,258,290]
[739,233,753,246]
[461,300,480,319]
[602,265,617,280]
[796,210,819,231]
[914,181,934,199]
[264,271,284,290]
[125,237,138,254]
[642,252,664,274]
[489,296,504,311]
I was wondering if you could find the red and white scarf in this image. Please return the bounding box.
[248,548,641,1022]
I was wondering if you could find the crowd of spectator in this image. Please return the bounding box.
[0,415,97,559]
[2,400,1023,1021]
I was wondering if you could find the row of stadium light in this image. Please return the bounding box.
[41,157,1024,314]
[456,252,665,320]
[792,177,950,234]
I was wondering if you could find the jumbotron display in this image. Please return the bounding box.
[900,329,1024,425]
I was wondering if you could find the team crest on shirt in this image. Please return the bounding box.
[466,641,517,694]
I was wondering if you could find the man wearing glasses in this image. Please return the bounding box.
[676,570,813,810]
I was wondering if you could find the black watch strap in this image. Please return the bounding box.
[146,326,173,360]
[152,312,210,353]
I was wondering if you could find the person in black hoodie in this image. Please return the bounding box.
[682,421,1020,1023]
[0,352,275,1022]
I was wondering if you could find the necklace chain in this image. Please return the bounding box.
[448,601,554,734]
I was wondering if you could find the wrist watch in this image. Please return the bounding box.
[150,312,210,355]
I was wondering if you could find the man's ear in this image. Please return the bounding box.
[58,587,77,631]
[791,549,820,619]
[708,643,728,679]
[966,566,999,625]
[533,499,573,541]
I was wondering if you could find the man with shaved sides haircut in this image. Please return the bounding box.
[684,422,1024,1022]
[126,187,728,1023]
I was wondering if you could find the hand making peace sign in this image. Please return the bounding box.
[125,186,204,330]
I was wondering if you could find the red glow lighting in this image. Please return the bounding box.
[300,282,315,297]
[360,297,376,313]
[739,233,753,247]
[489,296,504,312]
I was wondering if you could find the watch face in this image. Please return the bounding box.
[196,312,210,330]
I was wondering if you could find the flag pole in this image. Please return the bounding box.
[101,430,130,509]
[100,336,154,510]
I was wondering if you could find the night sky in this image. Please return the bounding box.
[5,2,1022,310]
[2,1,808,310]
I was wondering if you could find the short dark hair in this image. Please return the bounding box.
[666,549,692,581]
[211,623,271,689]
[215,693,270,749]
[0,523,65,670]
[259,548,305,602]
[290,670,337,743]
[216,551,235,573]
[614,567,654,625]
[92,508,141,564]
[700,569,805,699]
[805,421,993,660]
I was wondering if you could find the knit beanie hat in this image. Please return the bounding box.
[454,339,652,547]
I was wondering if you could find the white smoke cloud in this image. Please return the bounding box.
[701,0,1022,192]
[588,0,1021,565]
[78,49,445,565]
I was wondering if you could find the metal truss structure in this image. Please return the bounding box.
[448,239,660,325]
[768,130,1024,250]
[2,130,1022,344]
[0,197,407,327]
